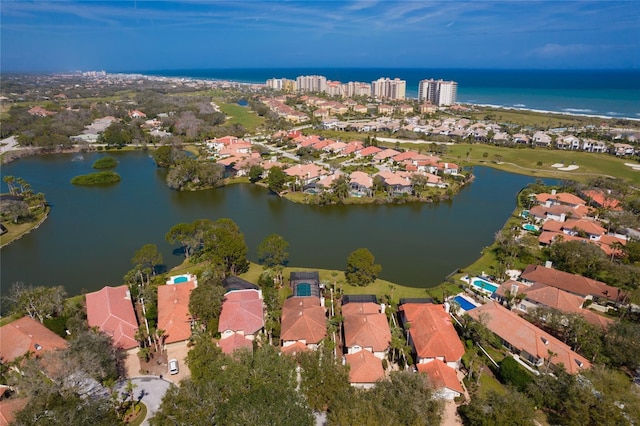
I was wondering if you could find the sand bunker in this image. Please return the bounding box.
[551,163,564,168]
[624,163,640,170]
[558,165,579,171]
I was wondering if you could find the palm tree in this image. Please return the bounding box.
[3,175,16,195]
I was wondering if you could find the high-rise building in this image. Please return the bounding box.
[345,81,371,97]
[296,75,327,93]
[371,78,406,100]
[418,79,458,106]
[266,78,296,92]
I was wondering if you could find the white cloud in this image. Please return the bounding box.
[529,43,593,58]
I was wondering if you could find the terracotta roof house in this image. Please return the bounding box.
[375,171,413,195]
[342,302,391,359]
[494,281,612,328]
[85,285,139,350]
[157,281,197,346]
[344,348,385,389]
[529,204,588,222]
[349,171,373,196]
[536,192,586,208]
[128,110,147,119]
[357,146,383,158]
[0,316,67,364]
[218,289,264,341]
[280,297,326,351]
[0,395,29,426]
[580,189,622,211]
[468,301,590,374]
[398,303,464,369]
[283,164,326,186]
[218,333,254,355]
[520,264,624,303]
[373,148,401,162]
[417,359,464,400]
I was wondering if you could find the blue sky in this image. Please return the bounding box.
[1,1,638,72]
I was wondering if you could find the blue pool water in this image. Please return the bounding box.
[454,295,477,311]
[522,223,539,232]
[296,283,312,297]
[471,277,499,293]
[173,276,188,283]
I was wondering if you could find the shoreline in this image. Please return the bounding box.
[107,69,640,121]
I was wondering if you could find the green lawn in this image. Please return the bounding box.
[440,144,640,184]
[217,103,265,133]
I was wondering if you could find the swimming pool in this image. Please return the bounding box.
[453,295,477,311]
[296,282,312,297]
[166,274,193,285]
[470,277,499,294]
[522,223,539,232]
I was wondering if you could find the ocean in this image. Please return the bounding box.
[136,68,640,120]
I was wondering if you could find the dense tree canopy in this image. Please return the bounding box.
[345,248,382,286]
[257,233,289,268]
[3,282,66,323]
[203,218,249,276]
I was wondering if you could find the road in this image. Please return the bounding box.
[116,376,173,426]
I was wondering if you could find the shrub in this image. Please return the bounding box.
[498,356,533,391]
[92,156,118,169]
[70,171,121,185]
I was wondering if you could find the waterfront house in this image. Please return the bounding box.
[349,171,373,196]
[520,264,624,304]
[157,279,197,377]
[468,301,590,374]
[342,301,391,359]
[217,289,264,354]
[494,281,612,328]
[280,297,327,351]
[398,303,464,369]
[85,285,139,351]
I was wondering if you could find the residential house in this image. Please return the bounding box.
[0,316,67,364]
[342,301,391,359]
[398,303,464,369]
[536,190,586,209]
[217,289,264,354]
[280,297,327,352]
[513,134,530,145]
[580,189,622,211]
[27,106,56,117]
[356,146,383,158]
[532,131,552,147]
[157,279,197,376]
[375,171,413,195]
[85,285,139,351]
[582,139,608,153]
[417,359,464,400]
[349,171,373,196]
[377,104,394,115]
[373,149,401,163]
[494,281,612,328]
[612,143,635,156]
[128,110,147,119]
[284,164,327,187]
[344,349,385,389]
[468,301,590,374]
[520,264,624,304]
[556,135,581,150]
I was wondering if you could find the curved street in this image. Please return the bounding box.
[116,376,173,426]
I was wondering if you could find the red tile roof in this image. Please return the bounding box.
[417,360,464,394]
[342,303,391,353]
[218,290,264,336]
[280,297,326,345]
[521,264,623,302]
[537,192,586,206]
[217,333,253,355]
[0,397,29,426]
[345,349,385,385]
[157,282,196,344]
[468,301,590,374]
[358,146,383,157]
[86,285,139,350]
[399,304,464,363]
[0,316,67,363]
[581,189,622,211]
[280,341,309,356]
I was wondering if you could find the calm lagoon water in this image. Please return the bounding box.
[1,151,545,298]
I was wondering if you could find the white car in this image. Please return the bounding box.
[168,358,179,375]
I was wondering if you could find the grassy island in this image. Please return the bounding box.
[92,156,118,169]
[71,171,121,185]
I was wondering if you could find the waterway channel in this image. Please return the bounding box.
[1,151,544,298]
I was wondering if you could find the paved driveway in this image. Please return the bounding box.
[116,376,173,426]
